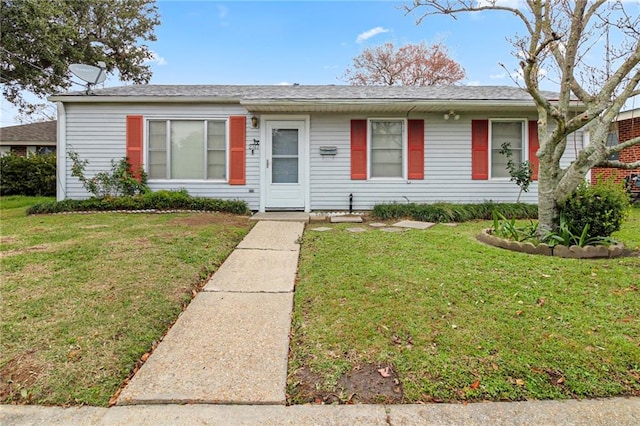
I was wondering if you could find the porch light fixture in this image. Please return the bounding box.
[251,115,259,128]
[443,110,460,120]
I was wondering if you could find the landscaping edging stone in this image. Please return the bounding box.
[477,229,624,258]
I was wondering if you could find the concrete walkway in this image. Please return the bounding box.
[116,220,304,405]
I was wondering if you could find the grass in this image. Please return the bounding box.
[289,208,640,403]
[0,196,252,406]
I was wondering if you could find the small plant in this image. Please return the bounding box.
[541,214,614,247]
[69,150,149,198]
[499,142,533,203]
[491,210,538,242]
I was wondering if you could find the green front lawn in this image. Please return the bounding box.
[0,196,252,406]
[289,209,640,403]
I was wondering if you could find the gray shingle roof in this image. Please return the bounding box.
[54,84,559,102]
[0,120,57,142]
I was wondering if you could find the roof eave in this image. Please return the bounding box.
[47,95,242,103]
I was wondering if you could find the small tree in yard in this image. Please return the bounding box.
[499,142,533,203]
[404,1,640,235]
[343,41,465,86]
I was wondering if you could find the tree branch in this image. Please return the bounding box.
[595,160,640,169]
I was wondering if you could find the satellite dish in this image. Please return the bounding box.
[69,62,107,93]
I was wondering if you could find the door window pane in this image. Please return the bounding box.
[491,121,523,178]
[272,128,299,183]
[371,121,403,178]
[272,158,299,183]
[272,129,298,155]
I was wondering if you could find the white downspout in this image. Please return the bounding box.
[56,102,66,201]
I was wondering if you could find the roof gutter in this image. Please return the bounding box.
[47,95,242,103]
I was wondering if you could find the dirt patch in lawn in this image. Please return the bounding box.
[0,236,19,244]
[289,363,403,404]
[0,350,46,402]
[168,213,250,228]
[0,244,51,258]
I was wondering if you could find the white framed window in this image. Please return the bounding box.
[369,118,406,178]
[490,119,526,179]
[147,119,227,180]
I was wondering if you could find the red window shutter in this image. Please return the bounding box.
[229,116,246,185]
[528,120,540,180]
[351,120,367,180]
[126,115,143,180]
[407,119,425,179]
[471,120,489,180]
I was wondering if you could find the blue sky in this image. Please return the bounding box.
[2,0,634,126]
[146,0,525,87]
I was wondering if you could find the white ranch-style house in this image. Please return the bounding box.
[50,85,585,212]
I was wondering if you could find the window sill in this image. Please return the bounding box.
[148,179,229,184]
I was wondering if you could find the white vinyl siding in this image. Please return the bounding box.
[490,120,525,179]
[308,114,582,210]
[59,103,584,211]
[61,103,259,210]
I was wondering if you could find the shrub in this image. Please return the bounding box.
[69,151,149,198]
[560,179,630,239]
[26,189,250,216]
[372,201,537,223]
[0,153,56,196]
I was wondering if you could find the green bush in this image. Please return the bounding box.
[69,151,148,197]
[560,179,630,239]
[26,189,250,216]
[372,201,538,223]
[0,153,56,196]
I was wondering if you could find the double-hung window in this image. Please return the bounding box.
[370,119,405,178]
[490,120,525,178]
[147,119,227,180]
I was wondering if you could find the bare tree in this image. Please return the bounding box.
[404,0,640,234]
[343,41,465,86]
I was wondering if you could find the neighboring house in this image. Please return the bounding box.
[591,108,640,184]
[49,85,586,212]
[0,120,57,157]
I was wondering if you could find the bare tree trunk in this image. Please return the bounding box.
[537,160,560,235]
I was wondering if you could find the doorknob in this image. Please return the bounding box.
[266,159,269,168]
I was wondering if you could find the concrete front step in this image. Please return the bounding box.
[250,212,309,222]
[116,292,293,405]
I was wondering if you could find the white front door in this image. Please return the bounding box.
[265,120,306,210]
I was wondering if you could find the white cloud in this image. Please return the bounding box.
[356,27,390,44]
[145,51,167,66]
[489,72,506,79]
[466,80,481,86]
[217,5,229,19]
[276,81,292,86]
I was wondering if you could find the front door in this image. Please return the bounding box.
[265,120,306,210]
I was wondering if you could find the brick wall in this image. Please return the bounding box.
[592,116,640,184]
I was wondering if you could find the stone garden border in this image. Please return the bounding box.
[477,229,625,259]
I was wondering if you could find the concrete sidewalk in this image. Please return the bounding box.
[116,220,304,405]
[2,397,638,425]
